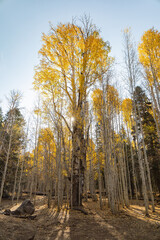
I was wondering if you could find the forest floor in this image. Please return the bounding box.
[0,196,160,240]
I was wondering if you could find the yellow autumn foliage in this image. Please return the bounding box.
[33,22,111,120]
[138,28,160,85]
[121,98,133,129]
[92,85,120,120]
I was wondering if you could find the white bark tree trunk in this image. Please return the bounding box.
[12,157,20,203]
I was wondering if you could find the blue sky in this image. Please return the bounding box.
[0,0,160,113]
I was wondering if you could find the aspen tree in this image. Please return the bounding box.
[17,152,25,203]
[122,98,138,200]
[12,157,20,203]
[34,16,111,206]
[138,28,160,113]
[57,125,63,210]
[89,121,96,201]
[138,28,160,143]
[17,117,30,203]
[95,122,103,209]
[124,140,132,199]
[92,82,122,213]
[116,113,129,208]
[30,107,41,201]
[123,29,149,215]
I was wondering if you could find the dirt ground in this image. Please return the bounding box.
[0,197,160,240]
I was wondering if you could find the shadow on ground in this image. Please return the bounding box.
[0,198,160,240]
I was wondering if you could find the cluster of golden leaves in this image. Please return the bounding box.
[138,28,160,85]
[33,23,112,112]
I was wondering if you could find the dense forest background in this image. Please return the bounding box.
[0,17,160,216]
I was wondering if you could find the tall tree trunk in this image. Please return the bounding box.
[17,154,25,203]
[72,92,86,207]
[12,157,20,203]
[89,126,96,200]
[0,127,13,203]
[123,29,149,215]
[97,150,102,209]
[124,143,132,200]
[133,100,149,215]
[137,104,155,212]
[127,126,138,200]
[72,122,84,206]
